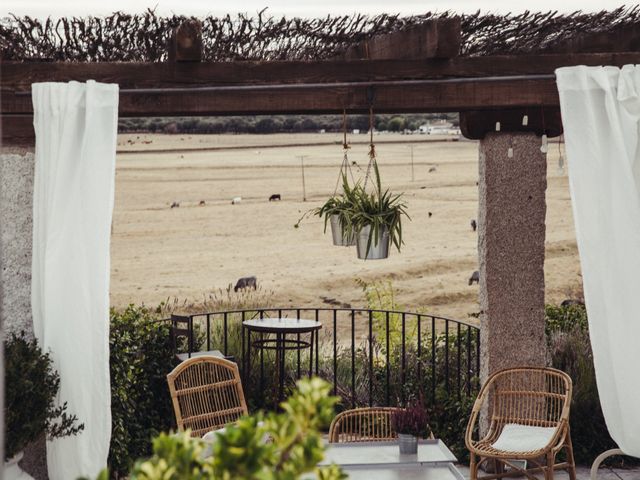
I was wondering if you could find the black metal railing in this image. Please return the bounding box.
[168,307,480,410]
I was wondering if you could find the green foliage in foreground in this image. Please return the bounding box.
[95,378,346,480]
[4,333,84,460]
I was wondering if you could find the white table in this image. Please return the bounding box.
[309,440,464,480]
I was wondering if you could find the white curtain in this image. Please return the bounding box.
[556,65,640,458]
[31,81,119,479]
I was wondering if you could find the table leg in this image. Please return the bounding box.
[246,329,251,389]
[278,332,285,403]
[309,330,314,379]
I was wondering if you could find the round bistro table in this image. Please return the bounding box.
[242,317,322,402]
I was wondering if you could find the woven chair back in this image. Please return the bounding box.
[329,407,401,443]
[167,356,248,437]
[488,367,572,431]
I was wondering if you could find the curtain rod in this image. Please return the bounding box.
[13,74,557,96]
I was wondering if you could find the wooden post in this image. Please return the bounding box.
[168,19,203,62]
[339,17,461,60]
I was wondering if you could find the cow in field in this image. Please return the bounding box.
[170,201,180,209]
[468,271,480,286]
[471,219,477,232]
[269,194,281,201]
[561,299,584,307]
[231,197,242,205]
[234,276,257,292]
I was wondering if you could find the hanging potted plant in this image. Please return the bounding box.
[316,174,358,246]
[4,333,84,479]
[295,173,358,247]
[392,399,431,455]
[351,161,409,260]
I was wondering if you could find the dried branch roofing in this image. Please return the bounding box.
[1,7,639,62]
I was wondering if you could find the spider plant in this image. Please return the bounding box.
[350,161,409,258]
[295,174,358,246]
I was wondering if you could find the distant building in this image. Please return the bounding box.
[418,121,459,135]
[353,129,360,135]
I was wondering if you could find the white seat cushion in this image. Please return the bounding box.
[491,423,557,453]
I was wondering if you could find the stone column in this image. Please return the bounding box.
[478,132,547,384]
[1,146,48,479]
[1,147,35,338]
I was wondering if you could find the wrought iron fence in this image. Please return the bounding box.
[168,307,480,410]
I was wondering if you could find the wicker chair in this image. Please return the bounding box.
[329,407,400,443]
[465,367,576,480]
[167,356,248,438]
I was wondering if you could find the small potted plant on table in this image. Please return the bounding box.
[392,399,430,455]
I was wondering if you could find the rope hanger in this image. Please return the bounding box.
[332,109,356,196]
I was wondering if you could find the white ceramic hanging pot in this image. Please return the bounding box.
[329,215,356,246]
[356,225,390,260]
[4,452,34,480]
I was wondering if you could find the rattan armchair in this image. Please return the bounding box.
[465,367,576,480]
[167,356,248,438]
[329,407,401,443]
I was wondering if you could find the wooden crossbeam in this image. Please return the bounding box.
[3,53,639,93]
[2,51,640,123]
[2,76,560,117]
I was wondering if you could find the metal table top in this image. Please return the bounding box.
[318,440,457,467]
[316,464,464,480]
[242,317,322,333]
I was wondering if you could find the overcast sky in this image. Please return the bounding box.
[0,0,630,19]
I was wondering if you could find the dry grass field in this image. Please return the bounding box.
[111,132,582,323]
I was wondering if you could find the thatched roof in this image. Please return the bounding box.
[1,7,639,62]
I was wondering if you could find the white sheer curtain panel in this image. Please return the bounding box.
[31,81,119,479]
[556,65,640,458]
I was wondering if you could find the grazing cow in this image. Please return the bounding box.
[561,299,584,307]
[231,197,242,205]
[269,194,281,201]
[199,200,206,206]
[468,271,480,286]
[170,201,180,209]
[471,219,477,232]
[429,167,437,173]
[234,276,257,292]
[428,212,433,218]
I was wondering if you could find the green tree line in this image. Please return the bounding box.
[118,114,459,135]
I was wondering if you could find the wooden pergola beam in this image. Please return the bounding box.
[3,52,639,92]
[2,76,560,117]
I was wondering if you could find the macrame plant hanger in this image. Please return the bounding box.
[363,87,378,193]
[333,109,356,196]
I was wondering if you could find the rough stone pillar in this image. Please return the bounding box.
[1,147,35,338]
[478,132,547,385]
[1,146,48,479]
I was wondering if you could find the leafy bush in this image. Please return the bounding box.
[108,305,176,477]
[4,333,84,460]
[93,378,346,480]
[545,303,588,336]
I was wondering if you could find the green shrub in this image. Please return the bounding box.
[108,305,177,477]
[545,303,588,336]
[4,333,83,460]
[92,378,346,480]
